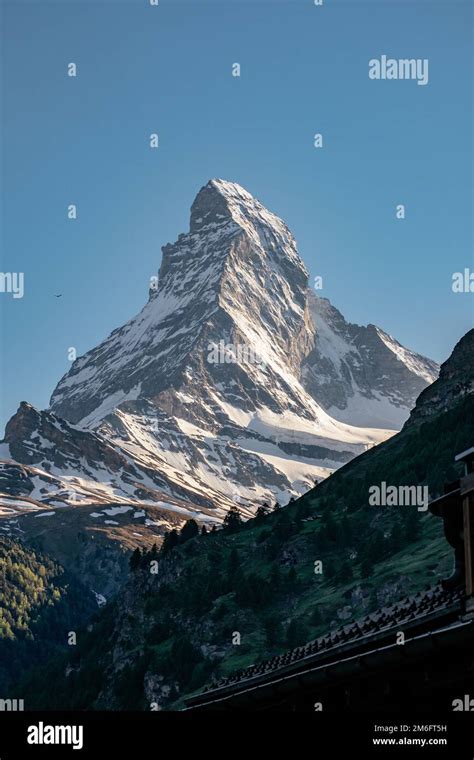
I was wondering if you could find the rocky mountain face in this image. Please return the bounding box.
[0,400,231,514]
[0,180,438,529]
[302,294,438,429]
[405,329,474,428]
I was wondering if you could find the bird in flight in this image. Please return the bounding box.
[54,294,62,298]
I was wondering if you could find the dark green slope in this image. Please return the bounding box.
[0,537,97,696]
[15,330,474,710]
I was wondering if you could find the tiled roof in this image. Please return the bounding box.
[193,584,463,702]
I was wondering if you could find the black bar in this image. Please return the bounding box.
[1,712,474,758]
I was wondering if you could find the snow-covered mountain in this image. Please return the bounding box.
[302,293,438,429]
[0,179,438,527]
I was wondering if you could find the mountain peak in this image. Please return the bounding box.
[5,179,435,516]
[193,178,260,210]
[209,178,253,198]
[189,179,295,253]
[189,179,239,233]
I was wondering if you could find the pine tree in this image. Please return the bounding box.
[129,548,142,571]
[223,505,242,533]
[179,519,199,543]
[161,529,179,555]
[255,504,270,522]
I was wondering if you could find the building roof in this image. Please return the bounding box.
[455,447,474,463]
[186,584,464,709]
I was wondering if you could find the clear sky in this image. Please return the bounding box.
[1,0,472,433]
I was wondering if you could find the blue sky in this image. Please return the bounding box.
[1,0,472,432]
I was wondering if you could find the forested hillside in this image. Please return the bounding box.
[0,537,96,694]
